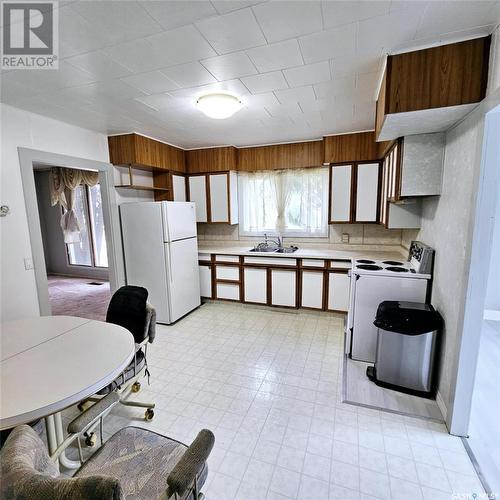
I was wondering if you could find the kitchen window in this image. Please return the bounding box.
[238,167,329,237]
[66,184,108,267]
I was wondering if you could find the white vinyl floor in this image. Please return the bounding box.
[59,302,484,500]
[344,358,443,421]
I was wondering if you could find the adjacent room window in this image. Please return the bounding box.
[238,167,329,237]
[66,184,108,267]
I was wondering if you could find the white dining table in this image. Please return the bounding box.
[0,315,134,469]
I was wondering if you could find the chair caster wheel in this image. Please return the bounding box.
[132,382,141,393]
[84,433,97,447]
[145,409,154,421]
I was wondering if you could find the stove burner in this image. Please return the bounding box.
[382,260,403,266]
[357,259,375,264]
[385,266,409,273]
[357,264,382,271]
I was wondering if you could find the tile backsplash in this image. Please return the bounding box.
[197,223,405,248]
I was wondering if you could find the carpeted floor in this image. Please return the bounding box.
[47,275,111,321]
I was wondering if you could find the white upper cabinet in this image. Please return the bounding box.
[329,162,379,224]
[209,173,229,223]
[172,174,186,201]
[330,164,352,223]
[189,171,238,224]
[355,162,379,222]
[188,176,207,222]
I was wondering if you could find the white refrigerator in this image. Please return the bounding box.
[120,201,201,324]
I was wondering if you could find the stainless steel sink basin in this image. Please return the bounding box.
[275,246,298,253]
[249,247,278,252]
[248,245,298,253]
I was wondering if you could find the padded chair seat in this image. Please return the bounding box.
[75,427,207,500]
[97,349,146,395]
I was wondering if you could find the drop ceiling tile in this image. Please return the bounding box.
[68,80,147,103]
[135,93,177,111]
[252,1,323,43]
[357,5,424,54]
[140,1,217,30]
[211,1,266,15]
[242,92,280,108]
[331,51,383,78]
[121,71,181,94]
[71,1,162,45]
[169,79,250,98]
[65,51,133,80]
[355,72,379,100]
[161,62,217,88]
[59,6,115,58]
[299,23,356,64]
[246,39,303,73]
[283,61,331,87]
[103,25,217,73]
[274,85,316,105]
[298,97,335,113]
[321,0,391,29]
[415,1,498,39]
[201,52,258,80]
[265,102,303,118]
[313,75,356,100]
[241,71,289,94]
[1,61,96,93]
[195,8,266,54]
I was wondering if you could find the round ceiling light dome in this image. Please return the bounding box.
[196,93,242,119]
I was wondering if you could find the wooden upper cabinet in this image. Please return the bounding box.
[324,132,378,163]
[238,141,323,171]
[108,133,186,172]
[186,146,238,173]
[376,36,491,141]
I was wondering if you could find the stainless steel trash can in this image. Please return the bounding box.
[366,301,442,398]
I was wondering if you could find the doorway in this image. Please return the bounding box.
[33,168,111,320]
[18,148,125,319]
[453,105,500,495]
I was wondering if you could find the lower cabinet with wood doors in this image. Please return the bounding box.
[199,254,351,312]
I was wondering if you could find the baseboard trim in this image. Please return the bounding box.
[436,390,448,421]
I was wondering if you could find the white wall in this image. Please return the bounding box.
[413,31,500,424]
[0,104,110,321]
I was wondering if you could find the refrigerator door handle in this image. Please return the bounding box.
[166,243,173,282]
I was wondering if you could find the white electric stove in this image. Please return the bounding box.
[346,241,434,362]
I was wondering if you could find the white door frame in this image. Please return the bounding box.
[17,147,125,316]
[448,105,500,435]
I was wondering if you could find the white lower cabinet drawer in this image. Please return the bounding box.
[243,267,267,304]
[328,272,350,311]
[216,283,240,301]
[215,255,239,263]
[302,259,325,268]
[301,271,324,309]
[271,269,296,307]
[215,266,239,281]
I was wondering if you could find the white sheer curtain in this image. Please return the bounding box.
[49,167,99,243]
[239,167,329,237]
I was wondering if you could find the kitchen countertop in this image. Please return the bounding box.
[197,243,407,262]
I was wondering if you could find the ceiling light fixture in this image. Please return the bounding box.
[196,93,242,119]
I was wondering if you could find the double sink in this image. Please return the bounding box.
[248,245,298,254]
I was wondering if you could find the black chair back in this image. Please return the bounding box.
[106,286,149,343]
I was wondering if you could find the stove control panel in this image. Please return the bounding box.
[409,241,434,275]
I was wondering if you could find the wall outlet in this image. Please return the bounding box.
[24,257,34,270]
[341,233,350,243]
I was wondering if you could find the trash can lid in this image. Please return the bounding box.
[373,301,442,335]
